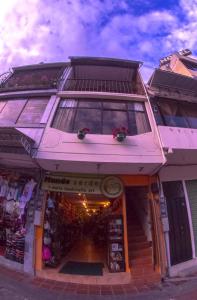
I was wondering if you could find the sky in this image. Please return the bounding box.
[0,0,197,81]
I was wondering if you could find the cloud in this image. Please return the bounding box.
[0,0,196,82]
[166,0,197,50]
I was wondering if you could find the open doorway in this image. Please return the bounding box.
[125,186,153,272]
[41,191,125,277]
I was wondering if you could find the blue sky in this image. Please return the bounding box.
[0,0,197,81]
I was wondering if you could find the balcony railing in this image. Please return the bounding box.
[64,78,144,95]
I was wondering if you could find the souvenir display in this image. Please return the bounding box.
[0,172,37,264]
[42,192,79,268]
[108,216,125,272]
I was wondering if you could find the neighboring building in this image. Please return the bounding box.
[148,50,197,277]
[0,62,68,273]
[159,48,197,78]
[0,57,166,286]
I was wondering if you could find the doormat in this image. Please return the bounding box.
[59,261,104,276]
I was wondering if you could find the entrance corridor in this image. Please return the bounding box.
[37,237,131,285]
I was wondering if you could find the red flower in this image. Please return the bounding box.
[81,128,90,133]
[112,127,128,138]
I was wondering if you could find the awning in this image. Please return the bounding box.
[0,127,35,156]
[150,69,197,94]
[69,56,142,68]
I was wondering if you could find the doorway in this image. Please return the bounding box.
[41,191,125,277]
[162,181,192,265]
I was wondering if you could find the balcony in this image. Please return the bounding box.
[0,64,66,92]
[64,78,144,95]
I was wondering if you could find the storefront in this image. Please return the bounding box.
[159,165,197,277]
[34,173,164,284]
[0,168,38,271]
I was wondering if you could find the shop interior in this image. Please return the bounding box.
[42,191,125,276]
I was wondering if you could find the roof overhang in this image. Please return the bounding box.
[69,56,142,68]
[13,62,69,71]
[149,69,197,94]
[0,127,35,156]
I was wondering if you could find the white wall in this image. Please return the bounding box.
[158,126,197,150]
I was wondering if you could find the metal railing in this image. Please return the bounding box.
[0,71,12,87]
[64,78,144,94]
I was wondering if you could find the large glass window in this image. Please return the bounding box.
[155,99,197,129]
[0,100,26,124]
[52,99,150,135]
[0,98,48,125]
[17,98,48,124]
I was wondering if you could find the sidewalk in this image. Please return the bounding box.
[1,265,197,299]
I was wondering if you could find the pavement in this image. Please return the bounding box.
[1,266,197,299]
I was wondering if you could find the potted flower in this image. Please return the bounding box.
[77,128,90,140]
[112,127,128,142]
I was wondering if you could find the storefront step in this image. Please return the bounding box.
[0,256,23,272]
[129,235,146,243]
[127,224,144,231]
[130,256,153,266]
[130,247,152,258]
[129,241,151,250]
[131,271,161,283]
[128,230,145,237]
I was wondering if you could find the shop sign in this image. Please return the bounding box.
[101,176,124,198]
[42,175,102,194]
[42,175,124,198]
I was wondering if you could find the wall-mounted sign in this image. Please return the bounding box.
[42,175,124,198]
[101,176,124,198]
[42,175,102,194]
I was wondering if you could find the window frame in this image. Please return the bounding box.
[155,98,197,129]
[0,97,49,127]
[52,98,151,136]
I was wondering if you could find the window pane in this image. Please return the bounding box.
[182,103,197,129]
[151,102,164,125]
[128,111,150,135]
[159,101,189,127]
[128,111,138,135]
[135,112,150,134]
[103,101,126,110]
[52,108,75,132]
[17,98,48,124]
[59,99,77,108]
[103,110,128,134]
[51,99,151,136]
[73,108,101,133]
[0,100,26,123]
[78,101,101,108]
[128,102,144,111]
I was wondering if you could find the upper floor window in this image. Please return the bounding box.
[0,98,48,125]
[52,99,150,135]
[153,99,197,129]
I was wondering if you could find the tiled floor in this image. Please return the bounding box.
[38,238,131,285]
[0,263,162,296]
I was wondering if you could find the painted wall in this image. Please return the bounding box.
[158,126,197,150]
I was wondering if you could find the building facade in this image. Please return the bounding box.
[0,56,167,285]
[0,62,68,273]
[148,50,197,276]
